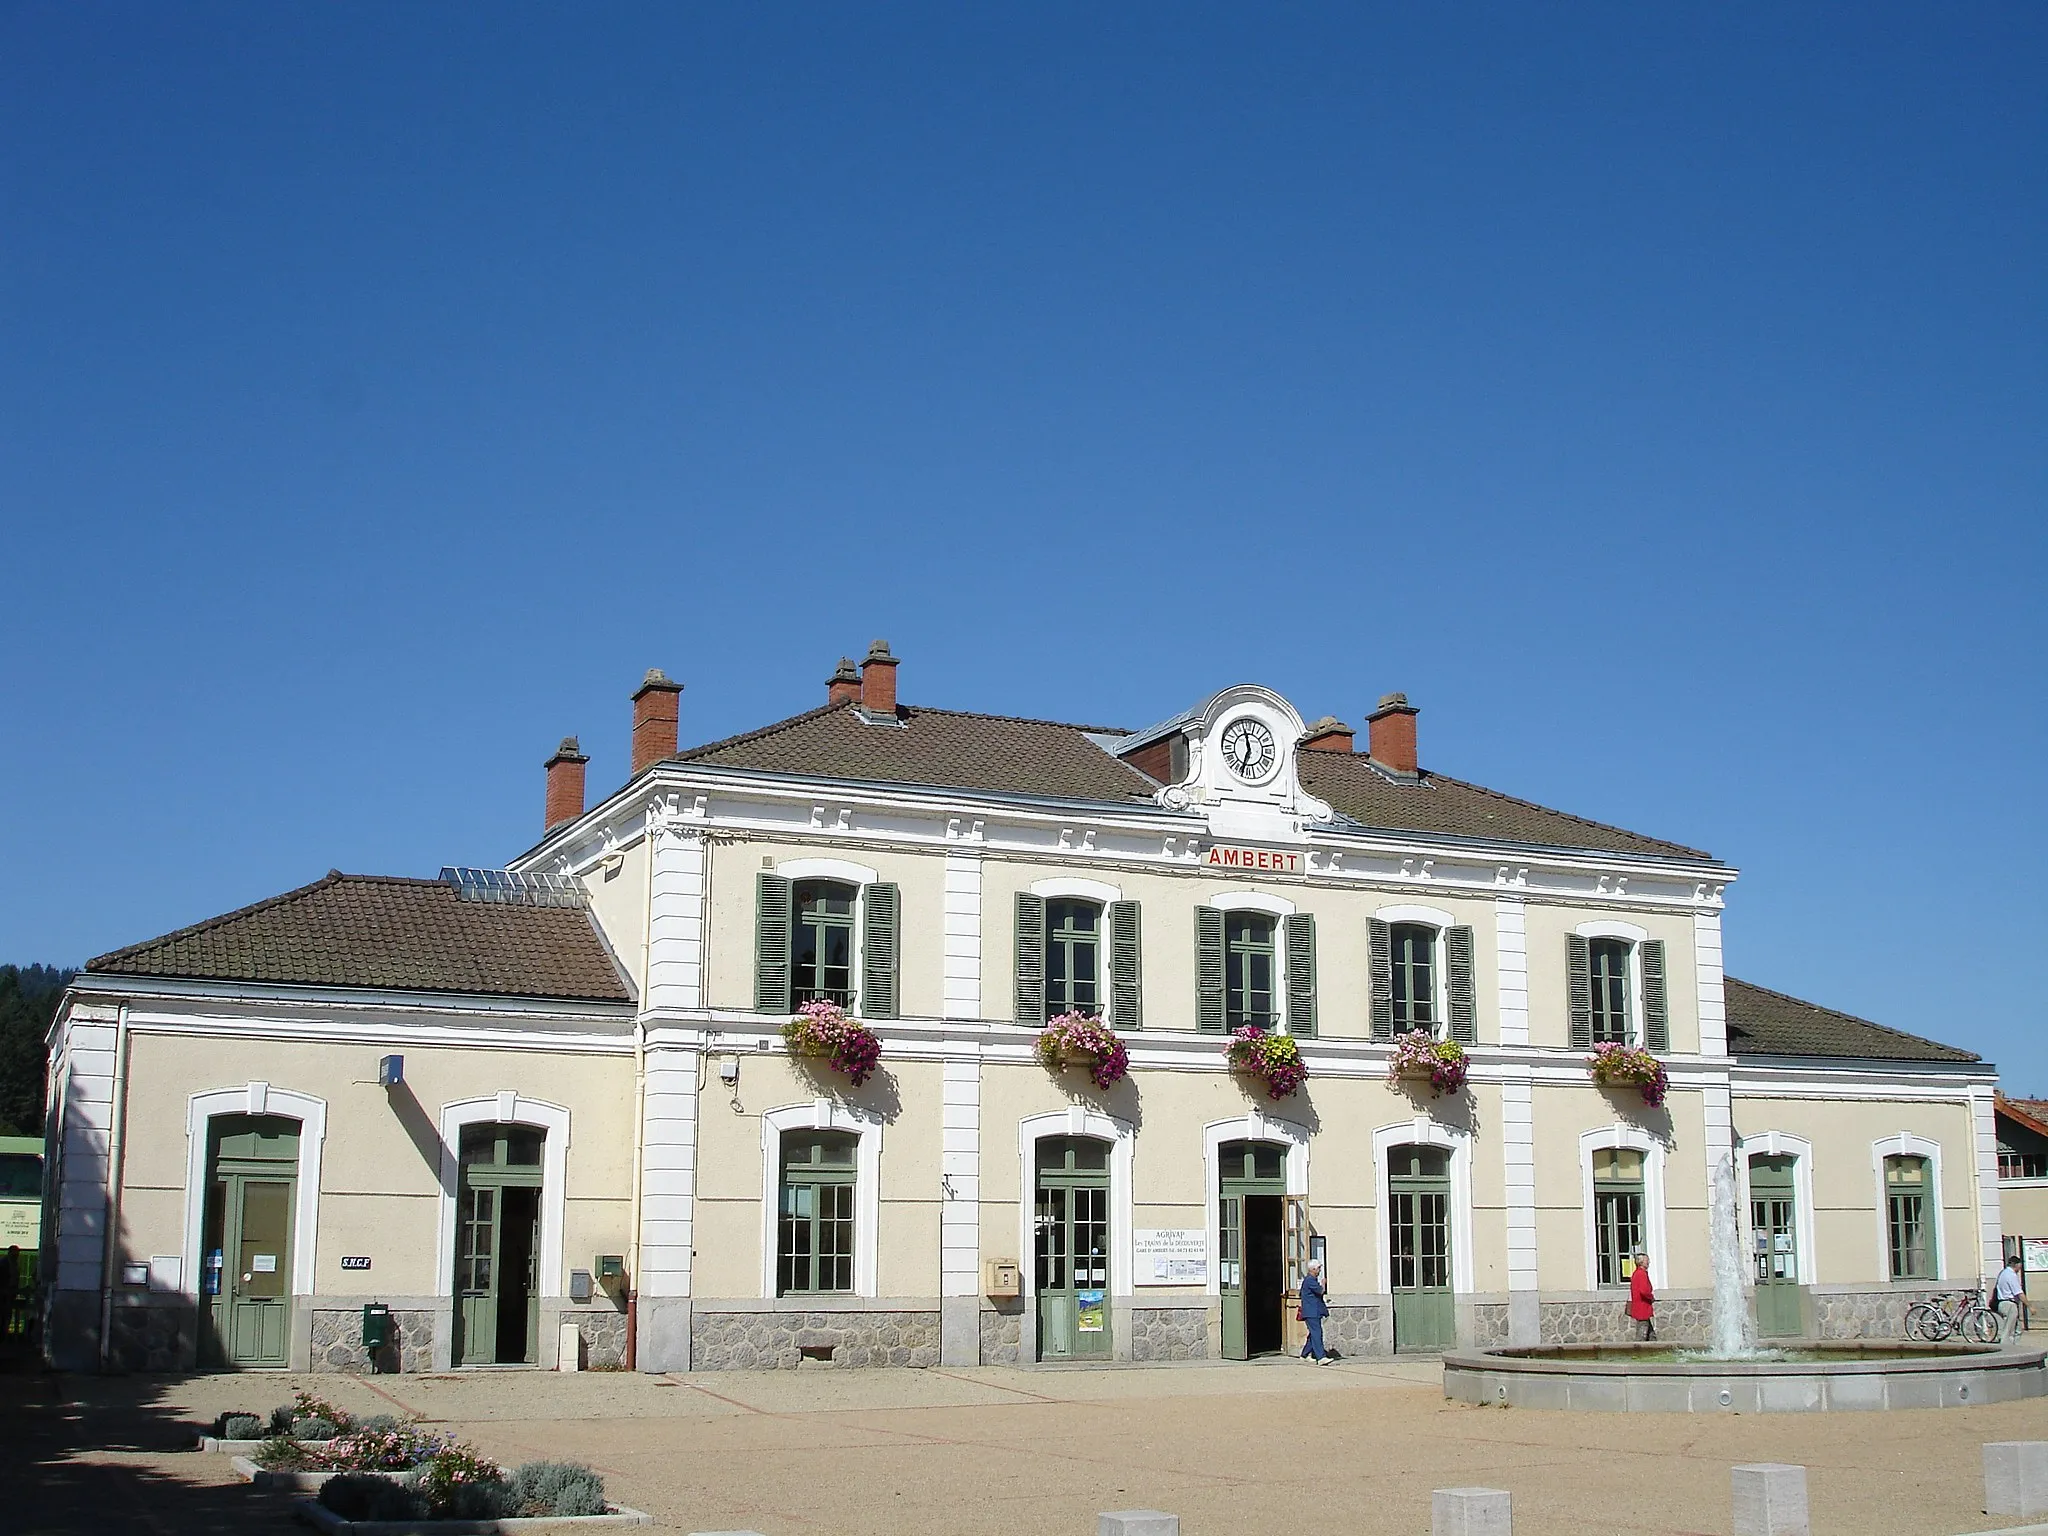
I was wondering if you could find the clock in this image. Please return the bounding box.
[1219,717,1277,782]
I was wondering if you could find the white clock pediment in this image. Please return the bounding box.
[1153,684,1331,844]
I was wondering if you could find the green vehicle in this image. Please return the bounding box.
[0,1135,44,1339]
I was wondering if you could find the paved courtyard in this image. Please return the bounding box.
[7,1356,2048,1536]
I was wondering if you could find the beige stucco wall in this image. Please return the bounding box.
[1999,1182,2048,1302]
[115,1030,635,1299]
[1731,1093,1981,1286]
[1529,1083,1709,1291]
[580,837,649,993]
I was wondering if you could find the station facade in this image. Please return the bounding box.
[42,647,2001,1372]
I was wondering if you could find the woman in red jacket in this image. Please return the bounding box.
[1628,1249,1656,1341]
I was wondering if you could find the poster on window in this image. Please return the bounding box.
[1076,1289,1105,1332]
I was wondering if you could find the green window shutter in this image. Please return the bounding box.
[1284,912,1317,1038]
[1196,907,1226,1033]
[1107,900,1142,1031]
[1447,925,1478,1044]
[1014,892,1047,1024]
[861,882,900,1019]
[1567,934,1593,1049]
[1641,938,1669,1053]
[755,873,793,1015]
[1368,918,1394,1040]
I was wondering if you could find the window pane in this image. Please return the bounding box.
[1392,924,1436,1031]
[505,1127,544,1167]
[1590,938,1633,1044]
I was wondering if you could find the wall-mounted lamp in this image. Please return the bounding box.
[378,1055,405,1088]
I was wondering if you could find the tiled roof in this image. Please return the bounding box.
[1997,1096,2048,1140]
[1295,751,1712,861]
[1723,977,1977,1064]
[675,703,1161,804]
[670,702,1716,861]
[88,873,634,1004]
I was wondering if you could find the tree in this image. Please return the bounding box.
[0,965,73,1137]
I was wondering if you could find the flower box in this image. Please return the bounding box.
[1035,1013,1129,1088]
[1386,1032,1469,1097]
[781,1001,882,1086]
[1225,1026,1307,1100]
[1587,1042,1669,1108]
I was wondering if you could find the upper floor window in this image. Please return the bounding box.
[2000,1144,2048,1181]
[1225,912,1278,1031]
[792,880,856,1008]
[1390,923,1437,1035]
[1046,900,1101,1018]
[1591,1147,1646,1286]
[778,1130,857,1295]
[1589,938,1632,1044]
[1884,1154,1935,1280]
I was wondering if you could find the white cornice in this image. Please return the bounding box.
[65,975,635,1027]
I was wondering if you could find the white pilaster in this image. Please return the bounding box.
[638,1040,700,1299]
[646,823,706,1012]
[1494,897,1528,1047]
[941,1057,982,1296]
[1499,1077,1540,1344]
[942,851,983,1021]
[54,1017,116,1294]
[1694,911,1727,1057]
[1972,1086,2006,1277]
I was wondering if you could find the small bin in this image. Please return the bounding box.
[362,1303,393,1352]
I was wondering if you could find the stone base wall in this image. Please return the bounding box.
[692,1308,940,1369]
[1129,1306,1208,1362]
[1540,1295,1712,1345]
[107,1301,191,1372]
[570,1305,628,1369]
[1325,1303,1386,1357]
[980,1301,1023,1365]
[1467,1302,1512,1348]
[1812,1286,1942,1340]
[309,1307,435,1373]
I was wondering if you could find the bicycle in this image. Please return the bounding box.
[1905,1288,2000,1343]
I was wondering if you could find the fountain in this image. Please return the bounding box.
[1442,1150,2047,1411]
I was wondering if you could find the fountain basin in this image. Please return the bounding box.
[1443,1341,2048,1413]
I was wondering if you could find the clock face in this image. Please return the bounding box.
[1219,717,1278,782]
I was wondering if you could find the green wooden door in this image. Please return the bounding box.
[1035,1136,1111,1360]
[1389,1145,1454,1353]
[1218,1140,1288,1359]
[201,1115,299,1369]
[1750,1155,1802,1338]
[454,1123,544,1366]
[1219,1193,1246,1359]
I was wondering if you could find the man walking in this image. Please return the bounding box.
[1994,1254,2026,1344]
[1298,1259,1331,1364]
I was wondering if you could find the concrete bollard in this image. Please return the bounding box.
[1985,1442,2048,1518]
[1432,1487,1512,1535]
[1098,1514,1180,1536]
[1731,1464,1810,1536]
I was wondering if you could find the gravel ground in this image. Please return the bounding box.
[7,1358,2048,1535]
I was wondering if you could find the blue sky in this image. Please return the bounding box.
[2,7,2042,1081]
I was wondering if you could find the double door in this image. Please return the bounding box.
[1750,1155,1802,1338]
[1036,1136,1111,1360]
[455,1123,544,1366]
[201,1115,299,1368]
[1389,1145,1454,1353]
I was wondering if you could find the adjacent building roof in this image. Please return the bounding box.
[87,873,634,1004]
[1997,1096,2048,1140]
[670,700,1714,862]
[1723,977,1978,1064]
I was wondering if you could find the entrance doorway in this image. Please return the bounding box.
[1220,1140,1304,1359]
[1388,1144,1454,1353]
[200,1114,300,1368]
[454,1122,544,1366]
[1035,1135,1112,1360]
[1749,1154,1802,1338]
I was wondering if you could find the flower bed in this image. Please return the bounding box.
[1587,1042,1669,1107]
[1386,1031,1468,1096]
[781,1000,882,1086]
[1225,1026,1307,1099]
[201,1391,402,1452]
[1035,1012,1129,1088]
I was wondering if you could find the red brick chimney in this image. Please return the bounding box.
[859,640,899,717]
[630,668,683,775]
[1301,716,1355,753]
[827,657,861,706]
[1367,693,1420,775]
[544,737,589,832]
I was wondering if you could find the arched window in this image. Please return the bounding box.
[1390,923,1438,1035]
[779,1130,858,1295]
[1045,900,1101,1018]
[1225,912,1278,1030]
[1591,1147,1646,1286]
[1884,1154,1935,1280]
[792,880,857,1008]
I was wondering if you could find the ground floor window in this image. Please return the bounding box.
[1885,1154,1935,1280]
[779,1130,857,1295]
[1591,1147,1645,1286]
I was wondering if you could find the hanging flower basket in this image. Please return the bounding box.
[1226,1026,1308,1100]
[1587,1042,1669,1108]
[1036,1012,1129,1089]
[782,1001,882,1087]
[1385,1031,1469,1097]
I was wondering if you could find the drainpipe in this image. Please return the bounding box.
[625,1018,646,1370]
[96,1002,132,1371]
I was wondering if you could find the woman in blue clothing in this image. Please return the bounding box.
[1299,1258,1332,1364]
